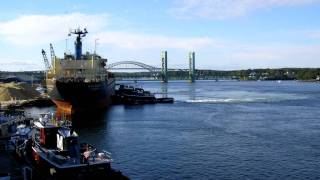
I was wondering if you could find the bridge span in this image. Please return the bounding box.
[107,61,187,72]
[107,51,195,82]
[107,61,159,72]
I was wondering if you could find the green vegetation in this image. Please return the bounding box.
[113,68,320,81]
[1,68,320,81]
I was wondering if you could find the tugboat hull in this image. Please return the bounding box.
[30,146,111,179]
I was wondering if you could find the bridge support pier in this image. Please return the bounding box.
[161,51,168,83]
[189,52,195,83]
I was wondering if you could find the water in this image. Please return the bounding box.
[26,81,320,179]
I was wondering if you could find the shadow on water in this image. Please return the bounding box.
[160,83,168,98]
[123,104,146,111]
[189,82,196,100]
[56,108,110,130]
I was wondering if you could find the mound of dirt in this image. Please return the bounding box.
[0,82,40,101]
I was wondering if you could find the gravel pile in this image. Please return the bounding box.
[0,82,40,101]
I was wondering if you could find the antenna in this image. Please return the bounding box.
[69,28,88,38]
[69,28,88,60]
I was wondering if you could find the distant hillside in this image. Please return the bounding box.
[113,68,320,81]
[1,68,320,81]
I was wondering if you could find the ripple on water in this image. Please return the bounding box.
[25,81,320,179]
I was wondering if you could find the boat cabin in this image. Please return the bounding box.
[33,121,79,154]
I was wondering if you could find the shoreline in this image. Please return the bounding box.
[1,97,54,110]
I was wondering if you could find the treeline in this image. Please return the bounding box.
[113,68,320,81]
[228,68,320,80]
[1,68,319,81]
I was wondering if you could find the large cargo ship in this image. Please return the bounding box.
[44,28,115,113]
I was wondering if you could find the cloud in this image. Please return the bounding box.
[95,31,215,50]
[0,13,109,45]
[0,59,43,71]
[0,13,221,71]
[302,30,320,39]
[0,13,217,51]
[1,13,320,70]
[209,43,320,69]
[171,0,320,19]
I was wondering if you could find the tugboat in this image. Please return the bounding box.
[112,84,174,104]
[43,28,115,114]
[113,84,156,104]
[22,114,121,179]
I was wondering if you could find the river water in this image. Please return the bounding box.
[26,80,320,179]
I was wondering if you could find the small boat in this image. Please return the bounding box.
[22,114,114,179]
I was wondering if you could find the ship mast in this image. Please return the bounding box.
[68,28,88,60]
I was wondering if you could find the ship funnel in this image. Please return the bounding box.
[75,36,82,60]
[69,28,88,60]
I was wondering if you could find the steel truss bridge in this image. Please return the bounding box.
[107,51,195,82]
[107,61,186,72]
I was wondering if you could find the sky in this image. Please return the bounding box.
[1,0,320,71]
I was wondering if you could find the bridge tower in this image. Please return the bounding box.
[189,51,195,83]
[161,51,168,83]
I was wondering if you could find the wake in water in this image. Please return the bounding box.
[185,98,267,103]
[179,93,307,104]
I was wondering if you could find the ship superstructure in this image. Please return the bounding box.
[43,28,115,113]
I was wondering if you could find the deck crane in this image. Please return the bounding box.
[41,49,51,71]
[49,43,55,63]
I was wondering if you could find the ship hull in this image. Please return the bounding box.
[47,79,115,113]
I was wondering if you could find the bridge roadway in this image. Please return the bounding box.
[107,61,187,72]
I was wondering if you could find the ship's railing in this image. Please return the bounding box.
[56,76,108,83]
[56,78,106,83]
[58,60,99,69]
[54,70,107,78]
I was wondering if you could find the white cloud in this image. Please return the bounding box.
[0,59,43,71]
[0,13,217,51]
[95,31,215,50]
[0,13,221,71]
[0,13,109,45]
[172,0,320,19]
[1,13,320,70]
[303,30,320,39]
[210,44,320,69]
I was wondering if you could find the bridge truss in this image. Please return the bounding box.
[107,61,160,72]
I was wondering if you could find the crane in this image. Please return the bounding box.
[50,43,55,63]
[41,49,51,70]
